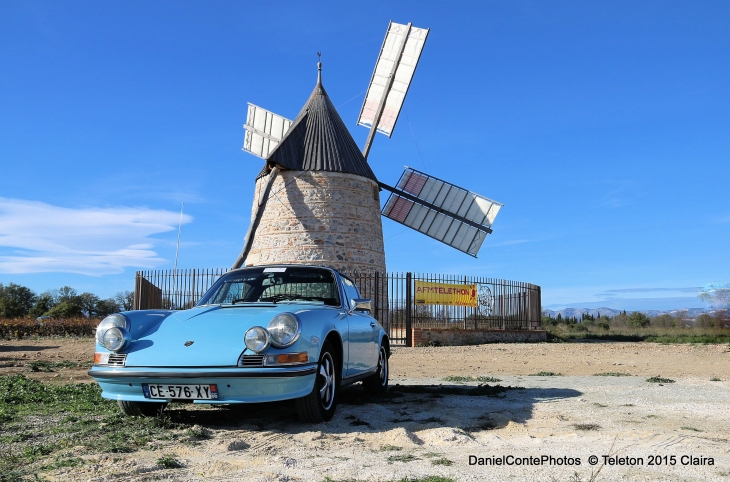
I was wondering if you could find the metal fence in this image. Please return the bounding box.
[134,269,542,346]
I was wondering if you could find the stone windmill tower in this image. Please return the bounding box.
[233,22,503,279]
[232,62,385,277]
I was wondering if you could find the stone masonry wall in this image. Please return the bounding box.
[245,170,387,277]
[411,328,547,347]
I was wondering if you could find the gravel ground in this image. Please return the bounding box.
[2,338,729,481]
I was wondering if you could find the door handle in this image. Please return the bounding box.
[370,322,376,327]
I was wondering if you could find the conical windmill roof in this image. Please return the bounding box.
[259,71,378,182]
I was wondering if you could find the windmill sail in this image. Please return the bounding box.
[358,21,429,159]
[242,103,293,159]
[381,168,502,257]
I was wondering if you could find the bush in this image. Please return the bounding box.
[0,317,98,339]
[695,314,715,328]
[44,302,83,319]
[628,312,650,328]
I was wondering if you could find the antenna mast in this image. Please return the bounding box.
[173,202,184,274]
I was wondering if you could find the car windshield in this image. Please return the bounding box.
[196,266,341,307]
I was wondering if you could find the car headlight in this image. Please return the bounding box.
[96,314,128,346]
[268,313,301,348]
[244,326,270,353]
[101,326,130,352]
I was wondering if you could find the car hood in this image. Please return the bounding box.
[124,304,308,367]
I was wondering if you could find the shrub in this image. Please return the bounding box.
[44,302,83,319]
[0,317,98,339]
[695,314,715,328]
[628,312,650,328]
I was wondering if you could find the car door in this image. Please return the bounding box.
[341,276,379,376]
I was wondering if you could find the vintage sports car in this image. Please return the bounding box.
[88,265,390,422]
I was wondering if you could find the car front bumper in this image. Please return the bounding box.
[88,365,317,404]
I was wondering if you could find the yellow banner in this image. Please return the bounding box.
[414,281,477,307]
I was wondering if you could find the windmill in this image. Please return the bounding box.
[233,21,502,275]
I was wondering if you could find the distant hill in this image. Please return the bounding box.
[542,307,726,319]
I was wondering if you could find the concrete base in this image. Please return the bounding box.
[411,328,547,347]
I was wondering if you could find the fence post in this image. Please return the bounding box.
[501,279,506,330]
[373,271,380,322]
[405,272,412,347]
[133,272,141,310]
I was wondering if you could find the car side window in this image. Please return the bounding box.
[342,277,362,309]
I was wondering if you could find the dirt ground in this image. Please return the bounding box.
[2,338,730,481]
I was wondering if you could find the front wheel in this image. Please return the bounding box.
[362,344,389,395]
[295,341,338,423]
[117,400,167,417]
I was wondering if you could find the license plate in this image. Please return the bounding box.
[142,383,218,400]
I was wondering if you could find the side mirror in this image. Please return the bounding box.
[350,298,372,312]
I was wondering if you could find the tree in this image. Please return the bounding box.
[0,283,36,318]
[628,312,650,328]
[29,292,56,318]
[57,286,78,304]
[76,292,101,317]
[114,291,134,311]
[652,313,676,328]
[95,298,121,317]
[698,282,730,308]
[44,301,83,318]
[694,313,715,328]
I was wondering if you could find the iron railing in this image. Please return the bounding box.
[134,269,542,346]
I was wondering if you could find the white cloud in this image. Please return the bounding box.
[0,198,192,275]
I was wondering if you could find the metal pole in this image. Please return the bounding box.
[405,272,412,347]
[174,202,184,274]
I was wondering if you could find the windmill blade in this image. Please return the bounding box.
[380,168,503,257]
[242,103,293,159]
[359,21,429,158]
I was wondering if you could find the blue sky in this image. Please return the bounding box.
[1,1,728,310]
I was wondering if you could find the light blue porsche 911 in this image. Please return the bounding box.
[88,265,390,422]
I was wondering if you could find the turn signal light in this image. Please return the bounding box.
[94,352,110,365]
[277,352,308,364]
[264,352,309,365]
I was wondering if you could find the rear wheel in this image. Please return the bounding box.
[295,341,338,422]
[363,344,389,395]
[117,400,167,417]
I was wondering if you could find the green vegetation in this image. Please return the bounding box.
[431,457,454,466]
[28,360,85,372]
[379,445,402,451]
[593,372,632,377]
[442,375,501,383]
[156,454,184,468]
[387,453,419,463]
[646,376,675,383]
[573,423,601,431]
[681,426,702,432]
[0,282,131,321]
[542,309,730,344]
[0,375,184,478]
[710,377,721,381]
[529,371,562,376]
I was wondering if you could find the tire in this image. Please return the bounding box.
[118,400,167,417]
[295,341,338,423]
[362,344,389,395]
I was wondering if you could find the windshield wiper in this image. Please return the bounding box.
[259,294,300,303]
[230,298,253,305]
